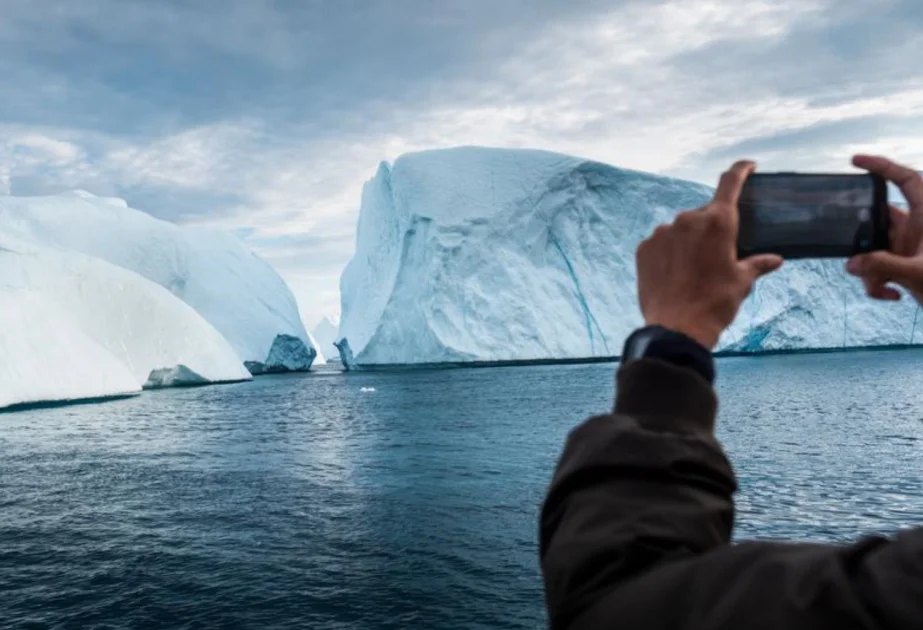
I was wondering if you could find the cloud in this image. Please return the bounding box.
[4,0,923,327]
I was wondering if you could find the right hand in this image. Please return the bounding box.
[847,155,923,304]
[636,160,783,349]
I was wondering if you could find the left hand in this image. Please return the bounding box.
[636,160,784,349]
[847,154,923,304]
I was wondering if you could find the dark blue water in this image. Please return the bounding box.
[3,351,923,629]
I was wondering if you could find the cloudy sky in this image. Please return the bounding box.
[3,0,923,328]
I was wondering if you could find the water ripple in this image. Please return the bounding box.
[3,352,923,628]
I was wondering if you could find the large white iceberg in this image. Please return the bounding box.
[0,236,251,408]
[0,291,141,409]
[337,146,922,367]
[0,191,317,374]
[1,191,316,410]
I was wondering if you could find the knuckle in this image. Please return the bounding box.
[704,210,724,227]
[731,159,755,172]
[704,206,733,231]
[714,213,733,232]
[863,257,882,275]
[673,211,697,229]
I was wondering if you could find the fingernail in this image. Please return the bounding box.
[847,258,861,274]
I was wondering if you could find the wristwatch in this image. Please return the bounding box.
[621,325,716,385]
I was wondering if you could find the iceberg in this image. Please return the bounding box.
[337,146,922,367]
[1,236,251,409]
[0,291,141,409]
[0,191,317,374]
[244,333,317,375]
[0,191,316,410]
[144,365,210,389]
[311,317,341,361]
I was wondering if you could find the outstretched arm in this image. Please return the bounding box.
[540,355,923,630]
[540,159,774,627]
[540,356,734,628]
[540,157,923,629]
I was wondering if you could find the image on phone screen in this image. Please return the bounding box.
[737,174,884,259]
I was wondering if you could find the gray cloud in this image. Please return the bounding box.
[0,0,624,135]
[701,115,923,161]
[4,0,923,325]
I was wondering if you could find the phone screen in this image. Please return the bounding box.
[737,173,888,259]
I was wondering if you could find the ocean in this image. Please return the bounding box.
[3,351,923,629]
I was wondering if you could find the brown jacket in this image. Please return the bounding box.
[540,358,922,629]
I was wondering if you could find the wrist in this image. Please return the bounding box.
[644,317,721,350]
[622,325,716,385]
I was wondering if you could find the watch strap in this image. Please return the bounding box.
[622,325,716,385]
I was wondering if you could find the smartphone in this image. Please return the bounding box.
[737,172,889,259]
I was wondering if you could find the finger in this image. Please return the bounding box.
[651,224,670,239]
[889,205,914,255]
[714,160,757,207]
[860,275,902,301]
[869,284,902,301]
[852,154,923,209]
[890,205,909,228]
[847,251,923,285]
[740,253,783,281]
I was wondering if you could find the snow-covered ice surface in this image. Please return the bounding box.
[1,237,251,408]
[1,191,314,409]
[0,291,141,409]
[338,147,923,367]
[0,191,316,372]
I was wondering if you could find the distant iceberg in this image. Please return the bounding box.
[311,317,341,362]
[337,146,922,368]
[0,191,317,410]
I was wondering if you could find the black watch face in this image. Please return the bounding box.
[625,328,661,359]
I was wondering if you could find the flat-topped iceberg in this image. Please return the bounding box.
[337,146,921,368]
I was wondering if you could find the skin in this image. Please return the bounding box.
[846,155,923,305]
[636,160,782,349]
[637,156,923,350]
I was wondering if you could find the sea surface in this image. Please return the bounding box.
[3,351,923,629]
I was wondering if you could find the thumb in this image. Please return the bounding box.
[740,254,784,281]
[847,251,923,285]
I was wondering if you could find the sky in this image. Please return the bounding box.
[4,0,923,329]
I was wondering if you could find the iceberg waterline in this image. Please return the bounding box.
[337,146,923,368]
[1,192,318,410]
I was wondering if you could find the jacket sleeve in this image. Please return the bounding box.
[539,357,923,630]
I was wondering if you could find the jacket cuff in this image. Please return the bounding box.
[614,358,718,437]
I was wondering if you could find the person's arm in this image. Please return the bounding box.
[540,157,923,630]
[540,355,735,628]
[540,159,774,627]
[540,359,923,630]
[541,355,923,630]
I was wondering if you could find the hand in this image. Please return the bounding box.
[636,160,784,349]
[846,155,923,304]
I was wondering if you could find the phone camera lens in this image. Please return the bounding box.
[857,208,871,222]
[860,239,870,248]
